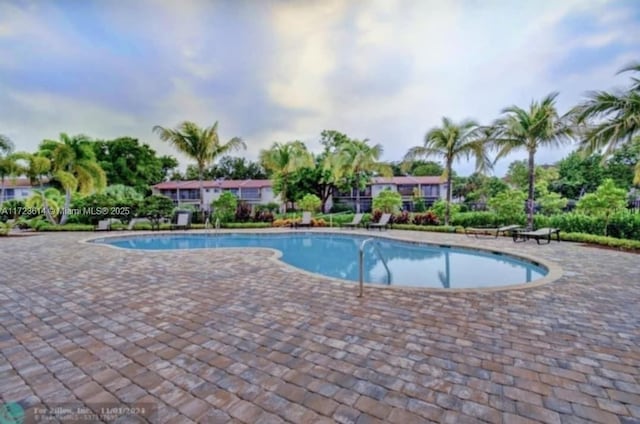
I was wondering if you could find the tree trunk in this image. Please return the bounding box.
[59,189,71,225]
[199,168,205,212]
[445,162,453,226]
[355,172,361,214]
[0,176,5,207]
[41,192,57,225]
[527,149,535,230]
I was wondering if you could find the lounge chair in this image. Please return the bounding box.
[513,227,560,244]
[465,224,522,238]
[341,213,364,229]
[171,212,191,230]
[294,211,312,228]
[95,219,111,231]
[367,213,391,231]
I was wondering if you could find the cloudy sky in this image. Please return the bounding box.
[1,0,639,176]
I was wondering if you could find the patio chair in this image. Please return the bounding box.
[465,224,522,238]
[294,211,312,228]
[95,219,111,231]
[171,212,191,230]
[367,213,391,231]
[341,213,364,229]
[513,227,560,244]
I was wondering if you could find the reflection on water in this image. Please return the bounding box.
[102,234,546,289]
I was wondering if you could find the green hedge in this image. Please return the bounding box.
[40,224,95,231]
[450,212,515,228]
[222,222,272,229]
[560,232,640,251]
[393,224,458,233]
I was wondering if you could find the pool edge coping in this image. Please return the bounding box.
[79,228,563,293]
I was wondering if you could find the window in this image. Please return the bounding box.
[240,188,260,199]
[422,185,439,197]
[397,185,416,196]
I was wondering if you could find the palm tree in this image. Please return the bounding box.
[0,135,14,207]
[259,141,314,211]
[572,62,640,184]
[333,139,392,213]
[39,133,107,224]
[153,121,245,211]
[491,93,573,229]
[404,118,491,225]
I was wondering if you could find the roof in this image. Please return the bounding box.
[154,179,273,190]
[0,178,38,188]
[371,176,444,185]
[154,176,444,190]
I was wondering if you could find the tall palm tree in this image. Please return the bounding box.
[572,62,640,184]
[491,93,573,229]
[153,121,245,211]
[404,118,491,225]
[259,141,314,211]
[0,135,14,206]
[39,133,107,224]
[333,139,392,213]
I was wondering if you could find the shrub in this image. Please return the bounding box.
[235,201,252,222]
[430,199,460,223]
[372,189,402,213]
[450,212,503,227]
[253,210,274,223]
[298,194,322,212]
[412,211,439,226]
[329,202,355,213]
[393,211,411,224]
[222,222,271,229]
[576,179,628,236]
[211,192,238,223]
[487,190,526,224]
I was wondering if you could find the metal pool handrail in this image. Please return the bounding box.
[358,238,391,297]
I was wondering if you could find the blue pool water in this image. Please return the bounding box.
[96,233,547,289]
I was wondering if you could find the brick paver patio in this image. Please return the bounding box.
[1,229,639,423]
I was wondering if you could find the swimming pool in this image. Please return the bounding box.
[95,233,547,289]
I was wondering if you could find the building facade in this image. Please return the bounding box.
[152,179,279,210]
[153,176,447,212]
[0,178,40,202]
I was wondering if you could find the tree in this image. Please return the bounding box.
[93,137,178,194]
[487,189,527,225]
[137,195,175,227]
[491,93,573,229]
[333,139,392,213]
[372,189,402,213]
[573,62,640,184]
[391,160,444,176]
[551,151,604,199]
[404,117,491,225]
[536,183,568,215]
[603,137,640,189]
[210,156,268,180]
[153,121,245,211]
[0,135,15,207]
[260,141,314,211]
[576,179,628,236]
[211,191,238,223]
[39,133,107,225]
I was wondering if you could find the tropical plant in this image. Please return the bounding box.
[404,117,491,225]
[38,133,107,224]
[259,141,314,211]
[491,93,573,229]
[26,188,64,224]
[332,139,392,213]
[572,62,640,184]
[137,195,175,225]
[298,193,321,212]
[430,199,460,223]
[153,121,245,211]
[372,189,402,213]
[576,178,628,236]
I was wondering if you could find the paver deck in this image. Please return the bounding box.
[1,229,639,423]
